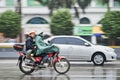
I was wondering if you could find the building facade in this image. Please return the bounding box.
[0,0,120,44]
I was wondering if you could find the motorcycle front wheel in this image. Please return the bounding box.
[19,58,35,74]
[54,58,70,74]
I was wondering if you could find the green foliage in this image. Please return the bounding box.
[102,0,110,11]
[50,9,74,35]
[101,11,120,39]
[37,0,91,15]
[77,0,91,13]
[48,0,74,8]
[0,10,21,38]
[36,0,48,5]
[48,0,75,16]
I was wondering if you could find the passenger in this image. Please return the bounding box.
[26,31,36,57]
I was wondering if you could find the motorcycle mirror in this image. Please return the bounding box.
[40,32,43,35]
[48,41,51,43]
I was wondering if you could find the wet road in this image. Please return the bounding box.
[0,60,120,80]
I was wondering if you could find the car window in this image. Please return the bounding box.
[51,37,67,44]
[66,37,86,45]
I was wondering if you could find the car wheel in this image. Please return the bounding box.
[92,53,105,66]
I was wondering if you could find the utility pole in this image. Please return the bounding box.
[16,0,21,15]
[16,0,22,42]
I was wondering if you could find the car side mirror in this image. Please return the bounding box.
[84,43,91,46]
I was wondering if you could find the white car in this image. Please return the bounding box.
[45,36,117,66]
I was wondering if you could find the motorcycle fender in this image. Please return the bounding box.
[18,56,23,61]
[16,56,23,66]
[53,56,65,63]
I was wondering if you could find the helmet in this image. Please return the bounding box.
[29,31,36,35]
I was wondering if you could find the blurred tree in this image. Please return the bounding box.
[36,0,48,5]
[0,10,21,38]
[77,0,91,13]
[102,0,110,11]
[48,0,55,16]
[48,0,74,16]
[101,11,120,45]
[49,0,91,16]
[50,9,74,35]
[36,0,75,16]
[36,0,91,17]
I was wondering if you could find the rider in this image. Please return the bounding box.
[35,32,59,62]
[26,31,36,57]
[35,32,51,62]
[35,32,52,56]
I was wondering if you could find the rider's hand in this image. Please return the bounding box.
[34,46,37,49]
[52,45,55,47]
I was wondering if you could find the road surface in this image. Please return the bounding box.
[0,59,120,80]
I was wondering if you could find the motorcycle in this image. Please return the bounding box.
[13,44,70,74]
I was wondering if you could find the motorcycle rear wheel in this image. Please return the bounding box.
[19,59,35,74]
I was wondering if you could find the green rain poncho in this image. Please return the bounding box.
[35,34,59,56]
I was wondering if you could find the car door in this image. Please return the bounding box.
[50,37,70,58]
[66,37,92,60]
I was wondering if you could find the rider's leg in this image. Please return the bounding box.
[35,53,47,68]
[26,49,33,58]
[40,53,48,62]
